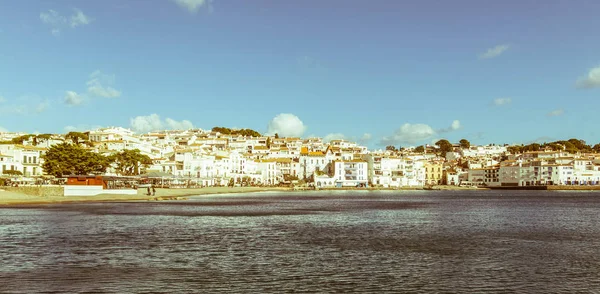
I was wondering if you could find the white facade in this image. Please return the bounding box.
[332,161,368,187]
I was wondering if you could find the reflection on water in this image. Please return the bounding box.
[1,190,600,293]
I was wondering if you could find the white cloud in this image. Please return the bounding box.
[64,91,84,106]
[40,8,91,36]
[438,120,462,133]
[87,70,121,98]
[479,44,510,59]
[40,9,66,26]
[35,101,49,113]
[451,120,460,130]
[130,114,164,133]
[0,95,48,115]
[381,123,436,145]
[266,113,307,138]
[493,97,512,106]
[381,120,461,146]
[165,118,194,130]
[130,114,194,133]
[172,0,212,13]
[70,9,92,28]
[576,65,600,89]
[323,133,347,143]
[547,109,565,117]
[360,133,372,142]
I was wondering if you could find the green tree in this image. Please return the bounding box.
[435,139,453,157]
[110,149,153,176]
[33,134,52,146]
[274,133,279,139]
[414,145,425,153]
[522,143,541,152]
[567,138,591,152]
[593,144,600,153]
[42,143,111,177]
[459,139,470,149]
[65,132,89,145]
[211,127,261,137]
[9,135,34,145]
[385,145,398,152]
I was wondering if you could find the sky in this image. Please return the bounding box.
[1,0,599,149]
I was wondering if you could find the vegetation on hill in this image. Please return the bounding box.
[435,139,453,157]
[211,127,261,137]
[459,139,470,149]
[65,132,90,145]
[0,133,54,145]
[507,139,597,154]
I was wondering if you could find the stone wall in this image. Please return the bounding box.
[3,186,65,197]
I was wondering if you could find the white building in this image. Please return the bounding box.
[331,160,368,187]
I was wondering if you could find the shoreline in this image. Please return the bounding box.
[0,187,291,206]
[1,185,599,206]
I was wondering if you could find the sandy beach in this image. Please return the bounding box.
[0,187,292,206]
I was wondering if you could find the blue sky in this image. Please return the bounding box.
[1,0,599,148]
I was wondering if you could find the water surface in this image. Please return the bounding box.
[1,190,599,293]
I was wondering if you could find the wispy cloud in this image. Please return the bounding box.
[0,95,49,115]
[171,0,213,14]
[35,100,49,113]
[40,8,92,36]
[479,44,510,60]
[576,65,600,89]
[323,133,347,143]
[547,109,565,117]
[493,97,512,106]
[70,9,92,28]
[64,91,84,106]
[380,120,461,146]
[87,70,122,98]
[130,114,194,133]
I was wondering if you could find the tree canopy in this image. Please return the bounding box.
[211,127,261,137]
[414,146,425,153]
[0,134,53,146]
[459,139,470,149]
[385,145,398,152]
[508,138,594,154]
[109,149,153,176]
[435,139,453,157]
[65,132,90,145]
[42,143,111,177]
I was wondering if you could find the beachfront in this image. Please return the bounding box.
[0,187,292,206]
